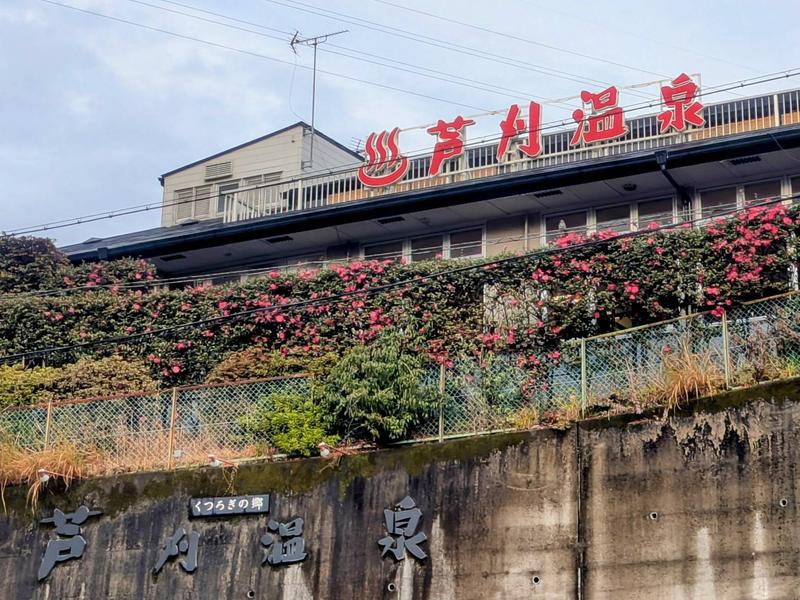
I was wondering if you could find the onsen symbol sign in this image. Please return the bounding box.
[357,128,409,187]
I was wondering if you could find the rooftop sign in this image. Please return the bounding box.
[356,73,705,188]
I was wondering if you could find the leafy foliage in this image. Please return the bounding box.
[0,235,157,294]
[239,392,338,456]
[0,364,60,408]
[312,331,437,443]
[1,204,799,389]
[0,356,157,408]
[205,347,336,383]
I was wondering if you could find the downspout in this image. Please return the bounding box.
[655,150,692,223]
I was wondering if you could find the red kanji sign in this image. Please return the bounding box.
[497,102,542,161]
[657,73,705,133]
[570,86,628,147]
[427,116,475,177]
[357,128,409,187]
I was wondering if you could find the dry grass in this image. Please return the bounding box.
[0,442,102,512]
[661,340,723,413]
[509,407,540,429]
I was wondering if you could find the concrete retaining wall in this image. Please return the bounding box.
[2,381,800,599]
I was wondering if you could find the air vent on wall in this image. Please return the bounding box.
[159,254,186,262]
[533,189,563,198]
[204,161,233,180]
[265,235,293,244]
[377,216,405,224]
[728,155,761,166]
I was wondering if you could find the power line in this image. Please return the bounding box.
[120,0,570,108]
[1,230,569,298]
[39,0,491,112]
[261,0,659,100]
[517,0,762,75]
[2,193,796,363]
[8,66,799,238]
[132,0,573,107]
[365,0,667,78]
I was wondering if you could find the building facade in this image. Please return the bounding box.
[62,88,800,282]
[159,122,361,227]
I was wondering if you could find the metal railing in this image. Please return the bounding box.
[2,293,800,471]
[223,88,800,224]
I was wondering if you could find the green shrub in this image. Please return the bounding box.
[205,347,337,383]
[313,331,438,444]
[0,364,60,408]
[0,236,68,293]
[51,355,158,400]
[239,392,337,456]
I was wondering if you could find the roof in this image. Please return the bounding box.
[62,125,800,263]
[158,121,363,183]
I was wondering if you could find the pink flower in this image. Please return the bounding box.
[171,365,181,374]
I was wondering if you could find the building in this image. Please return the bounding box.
[62,86,800,282]
[159,122,361,227]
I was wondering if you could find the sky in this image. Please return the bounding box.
[1,0,799,246]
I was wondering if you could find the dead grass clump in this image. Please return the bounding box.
[0,442,101,512]
[661,340,723,412]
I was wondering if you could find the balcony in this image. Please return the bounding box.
[223,88,800,224]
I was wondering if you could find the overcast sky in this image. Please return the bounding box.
[2,0,798,246]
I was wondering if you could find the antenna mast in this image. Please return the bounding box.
[290,30,348,170]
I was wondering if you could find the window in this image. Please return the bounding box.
[411,235,443,262]
[700,187,736,218]
[595,205,630,233]
[545,212,586,243]
[638,198,673,229]
[364,241,404,260]
[193,185,211,217]
[744,180,780,206]
[449,229,483,258]
[174,189,193,221]
[217,182,239,214]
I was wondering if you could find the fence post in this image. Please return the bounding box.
[721,310,732,389]
[43,400,53,450]
[167,388,179,469]
[438,363,446,443]
[579,339,588,418]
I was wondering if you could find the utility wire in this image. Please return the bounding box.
[517,0,761,75]
[262,0,658,100]
[7,66,799,238]
[123,0,572,109]
[2,193,796,363]
[39,0,490,112]
[366,0,667,78]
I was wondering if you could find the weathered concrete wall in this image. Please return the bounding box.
[2,380,800,599]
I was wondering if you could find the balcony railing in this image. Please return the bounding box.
[223,88,800,224]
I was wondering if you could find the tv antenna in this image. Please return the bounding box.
[290,30,348,169]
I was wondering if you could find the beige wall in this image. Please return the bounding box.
[160,126,357,227]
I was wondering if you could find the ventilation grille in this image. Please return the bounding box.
[204,161,233,180]
[265,235,293,244]
[728,155,761,166]
[533,189,563,198]
[377,216,405,224]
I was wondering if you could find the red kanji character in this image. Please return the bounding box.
[497,102,542,161]
[357,128,409,188]
[426,116,475,177]
[570,86,628,147]
[657,73,705,134]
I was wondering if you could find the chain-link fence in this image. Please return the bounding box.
[0,376,309,472]
[2,292,800,472]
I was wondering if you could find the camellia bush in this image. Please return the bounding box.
[0,203,797,393]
